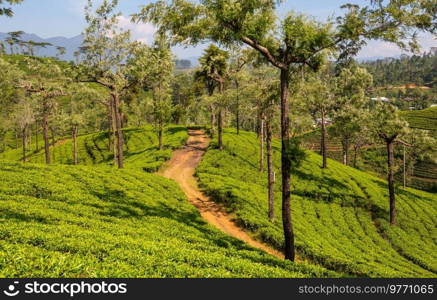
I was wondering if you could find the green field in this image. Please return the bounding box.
[0,125,188,172]
[196,129,437,277]
[0,161,336,277]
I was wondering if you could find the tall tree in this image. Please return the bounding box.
[78,0,142,168]
[196,44,229,149]
[371,103,409,225]
[331,64,373,165]
[141,39,175,150]
[18,58,69,164]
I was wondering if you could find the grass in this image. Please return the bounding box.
[0,161,338,278]
[196,129,437,277]
[0,125,188,172]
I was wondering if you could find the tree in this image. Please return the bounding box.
[400,129,436,188]
[18,57,69,164]
[142,39,175,150]
[0,58,24,153]
[6,31,24,54]
[196,44,229,149]
[13,98,35,162]
[0,0,23,17]
[135,0,436,262]
[67,85,99,165]
[300,66,338,169]
[78,0,142,169]
[371,103,409,225]
[56,46,67,59]
[331,64,373,165]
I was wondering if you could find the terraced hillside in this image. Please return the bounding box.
[301,107,437,192]
[196,129,437,277]
[0,161,336,277]
[401,107,437,135]
[0,125,188,172]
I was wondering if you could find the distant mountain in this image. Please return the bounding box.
[0,32,199,68]
[0,32,83,61]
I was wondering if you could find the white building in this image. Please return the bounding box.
[371,97,390,102]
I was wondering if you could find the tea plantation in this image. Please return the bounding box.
[196,129,437,277]
[401,106,437,136]
[0,125,188,172]
[0,161,337,277]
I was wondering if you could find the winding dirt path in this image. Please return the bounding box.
[159,129,284,259]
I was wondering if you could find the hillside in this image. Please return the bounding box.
[0,161,335,277]
[401,106,437,136]
[196,129,437,277]
[1,125,188,172]
[300,107,437,192]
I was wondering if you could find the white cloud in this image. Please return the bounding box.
[117,15,156,45]
[358,33,437,59]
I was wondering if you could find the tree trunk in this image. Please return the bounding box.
[353,144,359,168]
[35,122,39,151]
[266,119,274,221]
[321,109,327,169]
[280,69,294,261]
[42,108,51,164]
[50,127,56,162]
[236,81,240,135]
[22,126,27,163]
[403,145,406,188]
[15,129,18,149]
[107,102,113,151]
[112,92,124,169]
[158,124,163,150]
[342,138,349,166]
[259,117,264,172]
[217,81,224,150]
[72,126,78,165]
[210,105,216,139]
[386,140,396,225]
[28,126,32,147]
[218,109,223,150]
[110,98,117,166]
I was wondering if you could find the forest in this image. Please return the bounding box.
[0,0,436,279]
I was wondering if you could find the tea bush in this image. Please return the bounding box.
[0,161,335,278]
[0,125,188,172]
[196,129,437,277]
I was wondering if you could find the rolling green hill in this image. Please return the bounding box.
[1,125,188,172]
[196,129,437,277]
[0,161,334,277]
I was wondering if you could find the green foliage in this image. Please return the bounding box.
[0,0,23,17]
[361,51,437,87]
[0,161,335,277]
[196,129,437,277]
[284,138,306,171]
[1,125,188,172]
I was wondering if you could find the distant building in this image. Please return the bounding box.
[430,104,437,108]
[371,97,390,102]
[408,106,416,110]
[314,118,332,126]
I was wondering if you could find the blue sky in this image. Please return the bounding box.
[1,0,435,59]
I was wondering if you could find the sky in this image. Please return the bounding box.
[1,0,435,59]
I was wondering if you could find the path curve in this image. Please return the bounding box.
[159,129,284,259]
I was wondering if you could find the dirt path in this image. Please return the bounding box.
[159,129,284,259]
